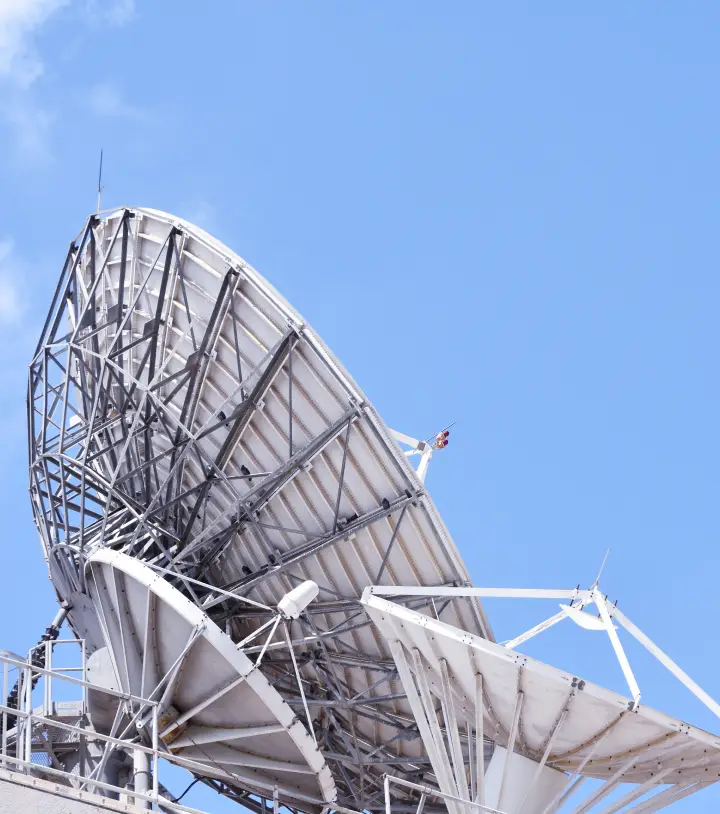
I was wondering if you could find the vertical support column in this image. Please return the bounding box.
[133,748,150,809]
[78,715,87,781]
[475,673,485,807]
[152,705,159,801]
[23,664,32,768]
[44,640,52,716]
[1,660,7,767]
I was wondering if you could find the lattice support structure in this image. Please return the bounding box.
[28,208,492,812]
[364,587,720,813]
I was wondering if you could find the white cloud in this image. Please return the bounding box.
[0,2,136,164]
[0,238,24,325]
[84,0,135,26]
[86,81,146,121]
[0,237,39,457]
[0,0,67,161]
[0,277,21,324]
[0,0,68,88]
[2,95,52,163]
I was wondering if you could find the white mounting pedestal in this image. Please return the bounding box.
[484,747,566,814]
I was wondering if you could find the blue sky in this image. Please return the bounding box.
[2,2,720,810]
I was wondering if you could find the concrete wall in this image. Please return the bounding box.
[0,768,152,814]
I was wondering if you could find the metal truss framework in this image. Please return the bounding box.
[0,644,367,814]
[28,208,490,813]
[364,586,720,813]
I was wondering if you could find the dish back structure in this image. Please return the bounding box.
[27,207,491,812]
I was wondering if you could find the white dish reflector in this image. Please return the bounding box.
[86,548,335,810]
[28,206,493,809]
[362,590,720,812]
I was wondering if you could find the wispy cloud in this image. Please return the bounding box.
[0,239,24,325]
[0,0,67,162]
[1,96,52,164]
[0,0,68,88]
[84,0,135,27]
[85,81,147,121]
[0,1,137,164]
[0,237,39,456]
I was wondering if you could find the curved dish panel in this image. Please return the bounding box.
[28,207,491,810]
[86,548,335,809]
[364,591,720,811]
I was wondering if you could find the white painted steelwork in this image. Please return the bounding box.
[86,548,335,809]
[28,207,491,812]
[363,588,720,813]
[0,645,284,814]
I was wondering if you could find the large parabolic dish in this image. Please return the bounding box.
[28,207,491,811]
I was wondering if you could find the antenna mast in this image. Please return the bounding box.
[592,547,611,589]
[96,149,103,212]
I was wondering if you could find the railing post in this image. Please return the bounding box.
[1,660,7,766]
[14,668,23,764]
[152,704,159,800]
[24,664,32,769]
[45,639,52,716]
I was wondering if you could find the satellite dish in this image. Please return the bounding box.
[28,207,491,810]
[363,587,720,813]
[86,547,334,810]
